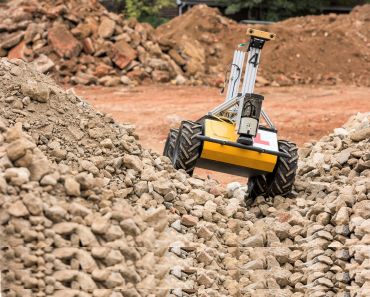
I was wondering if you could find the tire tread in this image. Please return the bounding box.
[247,140,298,200]
[163,128,179,161]
[173,121,202,175]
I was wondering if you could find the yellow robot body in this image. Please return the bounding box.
[197,119,278,177]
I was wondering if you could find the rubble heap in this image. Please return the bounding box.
[1,58,370,297]
[0,123,174,296]
[156,4,370,87]
[0,0,186,86]
[164,112,370,296]
[0,58,193,296]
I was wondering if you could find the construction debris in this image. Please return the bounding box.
[1,59,369,296]
[0,0,186,87]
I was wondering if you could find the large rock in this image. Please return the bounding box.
[181,214,199,227]
[189,189,213,205]
[98,17,116,38]
[151,70,170,83]
[353,201,370,219]
[48,24,82,58]
[7,200,29,217]
[30,54,55,74]
[334,207,350,225]
[123,154,143,172]
[28,152,51,181]
[6,138,35,161]
[110,40,137,69]
[4,167,30,186]
[181,40,205,75]
[21,79,50,103]
[168,49,186,66]
[0,32,24,49]
[82,37,95,54]
[350,127,370,142]
[23,194,43,215]
[64,177,81,197]
[242,234,264,247]
[7,40,26,60]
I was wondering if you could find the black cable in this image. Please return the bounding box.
[221,63,241,95]
[230,63,241,97]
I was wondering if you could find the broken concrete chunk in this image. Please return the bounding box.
[48,24,82,58]
[98,17,116,38]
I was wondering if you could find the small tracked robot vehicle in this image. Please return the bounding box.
[164,28,298,199]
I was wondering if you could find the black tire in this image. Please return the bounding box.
[247,174,269,199]
[172,120,203,175]
[268,140,298,197]
[163,128,179,161]
[247,140,298,199]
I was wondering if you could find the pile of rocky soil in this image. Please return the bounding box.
[1,58,369,297]
[0,58,194,296]
[156,4,370,87]
[0,123,175,297]
[165,111,370,296]
[0,0,187,87]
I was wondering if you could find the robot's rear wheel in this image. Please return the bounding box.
[172,120,203,175]
[163,128,179,161]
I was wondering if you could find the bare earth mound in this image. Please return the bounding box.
[156,4,370,87]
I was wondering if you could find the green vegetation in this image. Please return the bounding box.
[219,0,369,21]
[105,0,369,25]
[124,0,174,26]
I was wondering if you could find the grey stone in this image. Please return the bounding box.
[64,177,81,196]
[21,79,50,103]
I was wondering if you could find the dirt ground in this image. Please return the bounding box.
[77,84,370,183]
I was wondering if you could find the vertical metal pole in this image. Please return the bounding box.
[225,50,246,102]
[232,51,245,98]
[241,47,261,95]
[225,51,238,101]
[236,46,261,130]
[246,48,261,94]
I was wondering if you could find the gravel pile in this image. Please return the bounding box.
[0,123,175,296]
[1,58,369,296]
[164,112,370,296]
[0,58,192,296]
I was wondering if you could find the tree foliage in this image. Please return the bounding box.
[219,0,367,21]
[125,0,173,19]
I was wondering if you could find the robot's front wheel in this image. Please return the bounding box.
[172,120,203,175]
[247,140,298,200]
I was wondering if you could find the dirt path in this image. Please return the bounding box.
[76,84,370,183]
